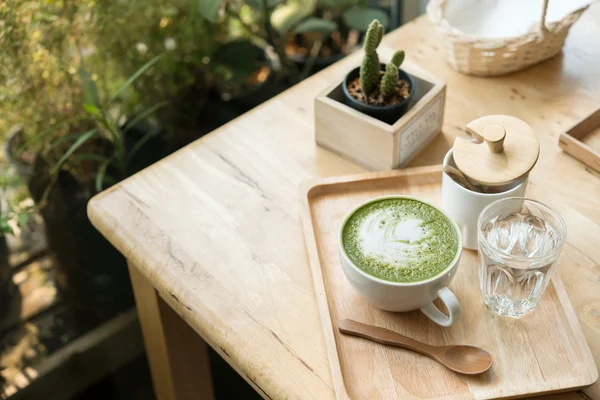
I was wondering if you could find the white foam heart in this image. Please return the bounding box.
[357,208,435,269]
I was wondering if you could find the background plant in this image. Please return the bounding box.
[0,166,35,236]
[0,1,173,197]
[91,0,221,135]
[47,55,166,196]
[0,1,92,157]
[199,0,390,83]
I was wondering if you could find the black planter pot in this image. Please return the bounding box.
[29,163,133,320]
[27,125,168,320]
[342,64,415,125]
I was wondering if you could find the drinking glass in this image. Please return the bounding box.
[477,197,567,317]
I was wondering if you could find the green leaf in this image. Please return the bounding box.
[51,129,98,174]
[83,104,100,116]
[271,2,314,33]
[78,68,100,110]
[95,158,112,193]
[293,17,338,34]
[109,54,164,103]
[49,132,87,151]
[0,219,14,236]
[198,0,223,22]
[123,101,169,133]
[343,7,390,32]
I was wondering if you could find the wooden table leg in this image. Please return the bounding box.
[128,261,215,400]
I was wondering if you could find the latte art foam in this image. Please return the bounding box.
[342,198,459,283]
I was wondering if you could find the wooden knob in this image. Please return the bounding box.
[483,125,506,153]
[453,115,539,186]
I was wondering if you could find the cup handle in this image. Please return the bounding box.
[420,287,461,327]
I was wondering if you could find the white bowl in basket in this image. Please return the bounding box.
[426,0,588,76]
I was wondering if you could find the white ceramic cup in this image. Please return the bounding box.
[338,195,463,327]
[442,149,528,250]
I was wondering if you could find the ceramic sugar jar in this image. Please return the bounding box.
[442,115,540,250]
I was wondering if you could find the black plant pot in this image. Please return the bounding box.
[342,64,415,125]
[29,163,133,320]
[27,125,168,320]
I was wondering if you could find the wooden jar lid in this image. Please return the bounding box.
[453,115,539,186]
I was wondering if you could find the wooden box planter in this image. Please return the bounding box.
[315,55,446,171]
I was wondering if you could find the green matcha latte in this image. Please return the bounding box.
[342,198,459,283]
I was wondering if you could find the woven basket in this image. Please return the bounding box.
[427,0,588,76]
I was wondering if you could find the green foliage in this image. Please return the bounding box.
[380,63,399,99]
[34,55,167,200]
[92,0,218,131]
[0,217,13,236]
[293,18,338,34]
[343,6,390,32]
[51,128,98,175]
[0,1,90,156]
[109,54,165,103]
[78,69,101,113]
[198,0,223,22]
[0,166,36,236]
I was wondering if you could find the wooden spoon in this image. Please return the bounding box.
[443,165,481,192]
[339,319,493,375]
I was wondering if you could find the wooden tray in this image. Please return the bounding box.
[300,165,597,399]
[559,107,600,173]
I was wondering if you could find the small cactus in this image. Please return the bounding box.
[359,20,382,94]
[357,20,407,100]
[390,50,405,68]
[380,50,405,99]
[380,63,399,98]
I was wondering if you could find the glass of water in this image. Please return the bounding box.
[477,197,567,317]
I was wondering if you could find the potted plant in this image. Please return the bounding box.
[278,0,390,76]
[342,19,413,124]
[91,0,219,145]
[0,1,90,179]
[198,0,389,87]
[25,56,168,319]
[314,19,447,171]
[1,1,173,319]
